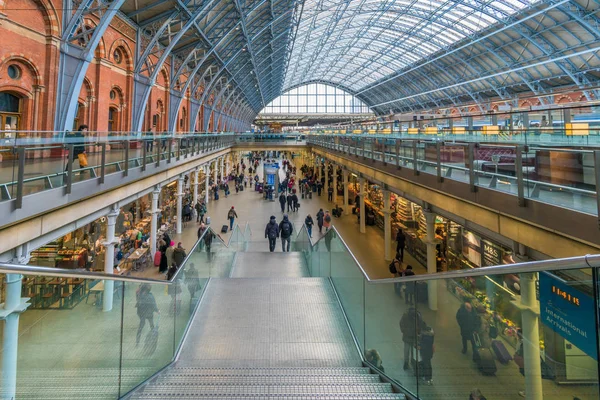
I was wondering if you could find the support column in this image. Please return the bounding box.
[1,246,30,400]
[324,161,329,199]
[103,206,119,312]
[382,189,392,261]
[423,209,438,311]
[176,176,184,234]
[343,169,349,215]
[193,167,199,207]
[333,165,338,204]
[520,272,543,400]
[150,186,160,258]
[220,157,224,180]
[213,159,218,183]
[204,164,210,204]
[359,177,366,234]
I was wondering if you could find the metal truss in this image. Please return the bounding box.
[53,0,600,130]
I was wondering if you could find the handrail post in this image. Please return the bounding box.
[382,139,387,166]
[436,141,443,182]
[177,138,181,161]
[468,143,476,192]
[123,141,129,177]
[362,139,366,160]
[155,138,160,167]
[100,143,106,184]
[396,139,401,169]
[412,140,419,175]
[15,147,25,209]
[516,145,525,207]
[167,138,173,164]
[66,144,73,194]
[595,151,600,227]
[142,139,147,171]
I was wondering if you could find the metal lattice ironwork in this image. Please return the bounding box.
[55,0,600,130]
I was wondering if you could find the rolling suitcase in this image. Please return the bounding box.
[491,340,512,364]
[205,216,211,225]
[476,349,497,376]
[221,225,228,233]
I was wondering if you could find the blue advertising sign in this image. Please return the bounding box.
[539,272,597,360]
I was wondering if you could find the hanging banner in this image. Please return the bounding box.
[539,272,597,360]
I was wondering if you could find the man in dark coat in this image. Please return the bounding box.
[265,216,279,252]
[279,192,287,213]
[456,301,480,360]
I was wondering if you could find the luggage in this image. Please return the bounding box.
[154,251,161,267]
[308,192,312,199]
[221,225,228,233]
[215,192,219,200]
[476,349,497,376]
[366,213,375,225]
[492,340,512,364]
[206,216,211,225]
[77,153,88,167]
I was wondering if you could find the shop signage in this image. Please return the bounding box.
[481,239,503,267]
[539,273,597,361]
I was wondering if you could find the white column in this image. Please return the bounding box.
[359,177,366,234]
[324,161,329,197]
[103,206,119,312]
[382,189,392,261]
[423,209,438,311]
[213,159,218,183]
[1,247,30,400]
[520,272,543,400]
[204,164,210,204]
[150,186,160,257]
[176,176,184,234]
[333,165,338,204]
[343,169,349,215]
[193,167,199,207]
[220,158,224,180]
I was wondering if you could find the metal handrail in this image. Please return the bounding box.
[329,222,600,283]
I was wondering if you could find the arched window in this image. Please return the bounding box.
[0,92,22,134]
[259,83,371,114]
[72,102,85,131]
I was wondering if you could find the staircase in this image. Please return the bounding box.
[130,367,405,399]
[128,248,404,399]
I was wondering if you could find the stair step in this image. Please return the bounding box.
[132,394,405,400]
[153,375,381,385]
[138,383,394,395]
[166,367,372,376]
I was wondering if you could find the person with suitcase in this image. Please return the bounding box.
[473,330,497,376]
[227,206,238,231]
[400,306,426,371]
[456,301,481,361]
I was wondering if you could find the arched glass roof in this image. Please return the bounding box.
[284,0,537,92]
[259,83,372,114]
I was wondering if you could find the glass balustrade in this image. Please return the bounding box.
[299,226,600,400]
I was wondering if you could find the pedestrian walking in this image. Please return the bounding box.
[328,186,333,202]
[404,265,415,304]
[279,192,286,213]
[135,284,159,346]
[323,210,332,232]
[291,191,299,212]
[399,306,426,370]
[227,206,238,231]
[286,192,293,212]
[305,214,314,237]
[279,214,293,252]
[265,215,279,252]
[396,228,406,261]
[316,208,324,233]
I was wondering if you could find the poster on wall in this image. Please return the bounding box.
[482,239,503,267]
[539,272,598,361]
[462,230,482,267]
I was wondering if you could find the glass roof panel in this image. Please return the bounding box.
[284,0,537,92]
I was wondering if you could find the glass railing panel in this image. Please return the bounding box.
[4,274,123,399]
[524,148,597,215]
[417,142,437,176]
[228,225,246,252]
[473,144,521,196]
[440,143,469,184]
[19,143,65,196]
[194,228,236,277]
[364,267,600,400]
[120,278,175,395]
[327,230,365,353]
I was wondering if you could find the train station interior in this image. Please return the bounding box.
[1,0,600,399]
